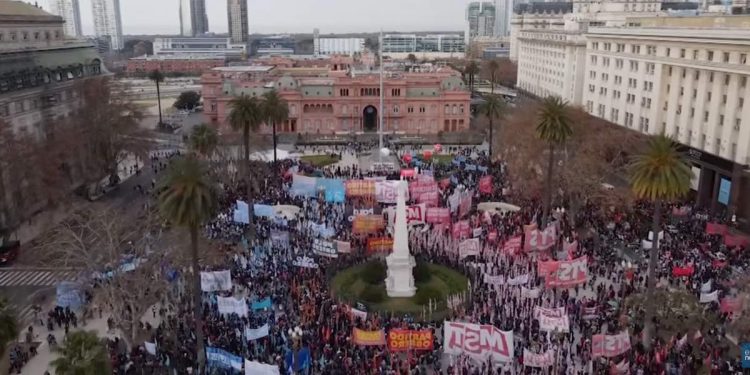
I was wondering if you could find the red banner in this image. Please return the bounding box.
[426,207,450,224]
[720,298,741,314]
[488,230,498,243]
[537,260,559,278]
[479,176,493,194]
[387,329,433,351]
[409,180,438,197]
[346,180,375,197]
[417,191,439,207]
[545,256,588,288]
[352,215,385,234]
[400,169,416,179]
[367,237,393,253]
[724,232,750,248]
[524,225,557,252]
[352,328,386,346]
[452,220,471,239]
[705,222,728,235]
[502,236,522,255]
[671,265,694,277]
[592,331,631,358]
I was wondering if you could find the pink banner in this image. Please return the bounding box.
[443,321,514,363]
[592,331,631,358]
[563,240,578,258]
[537,260,559,278]
[400,169,416,178]
[479,176,493,194]
[458,192,472,218]
[452,220,471,239]
[524,225,557,252]
[724,232,750,248]
[488,230,498,243]
[705,222,728,235]
[417,191,439,207]
[426,208,450,224]
[720,298,741,313]
[409,180,438,197]
[523,349,554,368]
[502,236,522,255]
[545,256,588,288]
[671,265,694,277]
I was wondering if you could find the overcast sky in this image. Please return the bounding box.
[37,0,466,35]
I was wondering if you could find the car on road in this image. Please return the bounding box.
[0,240,20,265]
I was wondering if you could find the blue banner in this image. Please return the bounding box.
[450,176,459,185]
[477,165,488,173]
[56,282,83,308]
[233,200,250,224]
[291,174,318,197]
[456,156,467,163]
[253,204,275,218]
[465,164,477,171]
[252,297,273,311]
[309,222,335,238]
[285,347,311,372]
[317,178,345,203]
[206,347,243,371]
[451,158,461,166]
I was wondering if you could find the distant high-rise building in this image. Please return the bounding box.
[227,0,248,43]
[180,0,208,37]
[47,0,82,37]
[465,2,496,44]
[493,0,512,37]
[313,28,320,55]
[91,0,123,50]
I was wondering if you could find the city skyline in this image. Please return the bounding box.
[36,0,466,35]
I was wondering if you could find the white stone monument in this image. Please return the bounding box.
[385,180,417,297]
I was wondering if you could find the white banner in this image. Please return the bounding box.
[350,307,367,320]
[385,203,426,227]
[292,256,319,269]
[200,270,232,292]
[472,228,483,238]
[700,280,712,293]
[144,342,156,355]
[245,324,270,340]
[217,296,248,317]
[483,274,529,286]
[483,274,505,286]
[313,238,337,258]
[245,359,280,375]
[443,321,514,363]
[507,274,529,286]
[459,238,481,259]
[534,307,570,333]
[376,180,407,203]
[523,349,554,368]
[521,287,540,299]
[699,290,719,303]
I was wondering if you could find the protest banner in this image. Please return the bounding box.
[200,270,232,292]
[671,265,695,277]
[206,347,243,371]
[270,230,289,248]
[523,349,555,368]
[349,307,367,320]
[376,180,405,203]
[313,238,338,258]
[315,178,345,203]
[534,306,570,332]
[473,227,483,238]
[233,200,250,224]
[506,274,529,286]
[251,297,272,311]
[290,174,317,197]
[545,256,588,288]
[524,225,557,251]
[502,236,522,255]
[352,328,386,346]
[426,208,450,224]
[592,331,631,358]
[253,204,275,218]
[563,240,577,258]
[292,256,318,269]
[400,169,416,178]
[443,321,514,363]
[699,290,719,303]
[367,237,394,254]
[245,360,280,375]
[724,232,750,248]
[479,176,493,194]
[484,274,505,286]
[245,324,270,340]
[459,238,481,259]
[387,329,434,351]
[335,240,351,254]
[537,260,559,278]
[386,204,426,227]
[416,191,439,207]
[458,191,472,218]
[705,222,728,235]
[144,342,156,355]
[488,230,498,243]
[720,298,741,313]
[521,287,540,299]
[701,280,713,293]
[352,215,385,234]
[409,179,439,197]
[448,192,460,212]
[346,180,375,197]
[452,220,471,239]
[217,296,248,317]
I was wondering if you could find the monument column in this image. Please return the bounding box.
[385,180,417,297]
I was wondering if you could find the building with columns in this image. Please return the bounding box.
[582,16,750,217]
[201,60,470,135]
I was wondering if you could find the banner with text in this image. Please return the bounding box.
[352,215,385,234]
[387,329,434,351]
[443,321,514,363]
[592,331,631,358]
[545,256,588,288]
[352,328,386,346]
[200,270,232,292]
[313,238,338,258]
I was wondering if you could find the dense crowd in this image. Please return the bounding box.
[96,142,747,374]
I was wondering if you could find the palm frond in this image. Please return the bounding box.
[628,134,693,201]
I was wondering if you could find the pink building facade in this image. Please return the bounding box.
[201,63,471,135]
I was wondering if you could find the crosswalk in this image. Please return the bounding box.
[8,303,37,325]
[0,270,79,287]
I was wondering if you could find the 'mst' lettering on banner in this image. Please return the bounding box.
[443,321,514,363]
[545,256,588,288]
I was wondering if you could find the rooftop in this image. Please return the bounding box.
[0,1,55,17]
[130,54,226,61]
[211,66,275,73]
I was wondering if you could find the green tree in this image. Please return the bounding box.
[158,156,217,371]
[174,91,201,110]
[536,96,573,228]
[262,90,289,163]
[49,330,110,375]
[227,95,264,199]
[480,94,505,160]
[407,53,417,64]
[0,298,17,355]
[190,124,218,158]
[485,59,500,94]
[628,134,692,349]
[464,60,479,93]
[148,69,165,125]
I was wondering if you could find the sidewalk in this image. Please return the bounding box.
[20,304,163,374]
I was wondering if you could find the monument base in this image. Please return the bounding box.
[385,254,417,297]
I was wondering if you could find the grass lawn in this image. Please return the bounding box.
[299,154,341,168]
[331,263,468,319]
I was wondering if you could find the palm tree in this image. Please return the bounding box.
[190,124,218,158]
[628,134,692,349]
[485,59,500,94]
[407,53,417,65]
[262,91,289,163]
[536,96,573,228]
[158,156,217,372]
[148,70,165,126]
[49,330,110,374]
[480,94,505,160]
[227,95,264,199]
[0,298,17,355]
[464,60,479,93]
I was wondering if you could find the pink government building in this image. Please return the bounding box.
[201,56,471,135]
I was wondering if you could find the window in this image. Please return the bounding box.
[708,92,712,101]
[419,106,425,113]
[615,59,623,69]
[339,89,349,96]
[665,47,671,57]
[724,75,730,85]
[588,84,595,93]
[690,107,695,117]
[586,101,593,113]
[741,54,747,64]
[722,94,727,104]
[720,115,724,126]
[707,51,714,61]
[740,98,744,108]
[704,111,709,121]
[590,55,598,64]
[736,118,742,131]
[723,52,729,63]
[393,105,399,114]
[701,134,707,148]
[407,106,414,113]
[680,49,686,58]
[693,89,697,99]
